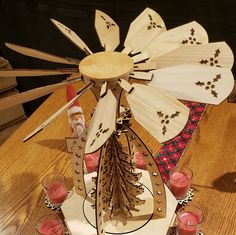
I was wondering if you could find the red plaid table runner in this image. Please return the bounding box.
[154,101,206,183]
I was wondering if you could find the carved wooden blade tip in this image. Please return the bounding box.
[50,18,59,26]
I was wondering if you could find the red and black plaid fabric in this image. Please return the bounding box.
[154,101,206,183]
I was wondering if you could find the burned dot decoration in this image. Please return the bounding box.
[195,74,221,98]
[90,123,109,147]
[182,28,201,45]
[199,49,221,67]
[156,111,181,135]
[147,14,163,30]
[100,15,116,29]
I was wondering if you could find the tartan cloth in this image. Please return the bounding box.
[154,101,206,183]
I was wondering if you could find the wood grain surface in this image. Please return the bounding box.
[0,82,235,234]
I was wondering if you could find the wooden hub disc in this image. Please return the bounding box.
[79,51,133,81]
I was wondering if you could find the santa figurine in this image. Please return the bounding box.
[67,85,86,137]
[67,85,99,173]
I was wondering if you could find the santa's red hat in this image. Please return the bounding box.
[67,85,83,116]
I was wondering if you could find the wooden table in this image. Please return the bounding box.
[0,82,235,235]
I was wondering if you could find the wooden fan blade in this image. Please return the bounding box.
[0,69,79,77]
[144,21,208,60]
[134,62,157,71]
[5,42,79,65]
[126,83,189,143]
[85,89,117,154]
[149,64,234,105]
[51,19,93,55]
[131,52,149,63]
[124,7,166,54]
[23,82,94,142]
[0,78,81,111]
[153,42,234,69]
[129,71,153,81]
[95,10,120,51]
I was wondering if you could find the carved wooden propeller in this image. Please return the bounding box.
[0,6,233,146]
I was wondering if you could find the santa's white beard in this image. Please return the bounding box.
[69,117,85,137]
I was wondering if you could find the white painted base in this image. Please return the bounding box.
[61,169,178,235]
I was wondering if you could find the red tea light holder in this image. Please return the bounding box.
[169,166,193,200]
[176,205,204,235]
[42,173,69,207]
[36,214,65,235]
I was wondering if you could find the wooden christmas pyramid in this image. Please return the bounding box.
[0,7,234,235]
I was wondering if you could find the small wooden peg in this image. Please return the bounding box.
[134,62,157,71]
[131,52,150,63]
[130,71,153,81]
[118,79,134,93]
[100,81,108,98]
[121,47,132,55]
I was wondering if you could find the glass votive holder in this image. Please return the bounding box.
[176,205,204,235]
[134,151,146,170]
[42,173,68,206]
[36,214,64,235]
[84,152,99,173]
[169,166,193,200]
